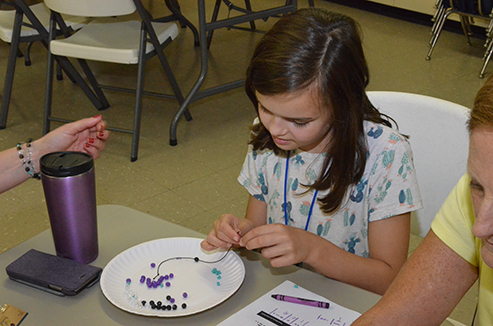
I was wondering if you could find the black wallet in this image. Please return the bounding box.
[5,249,102,296]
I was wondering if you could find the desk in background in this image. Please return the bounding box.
[167,0,298,145]
[0,205,380,325]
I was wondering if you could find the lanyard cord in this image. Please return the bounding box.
[283,151,291,226]
[283,151,319,231]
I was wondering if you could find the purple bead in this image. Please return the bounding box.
[126,278,131,284]
[140,276,146,283]
[151,263,156,268]
[169,273,174,279]
[164,275,169,280]
[170,298,175,303]
[182,292,188,298]
[165,282,171,287]
[152,281,158,288]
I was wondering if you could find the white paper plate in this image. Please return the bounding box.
[100,237,245,317]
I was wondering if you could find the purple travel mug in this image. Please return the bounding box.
[40,151,98,264]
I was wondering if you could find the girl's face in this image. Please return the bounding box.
[256,90,331,153]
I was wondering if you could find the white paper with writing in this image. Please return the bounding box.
[217,280,361,326]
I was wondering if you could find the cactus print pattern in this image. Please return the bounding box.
[238,121,422,257]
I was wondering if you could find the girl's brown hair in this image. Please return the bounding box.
[245,8,392,214]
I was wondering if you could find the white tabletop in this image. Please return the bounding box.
[0,205,381,325]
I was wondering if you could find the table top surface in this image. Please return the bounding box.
[0,205,381,325]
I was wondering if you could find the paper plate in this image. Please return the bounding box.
[100,237,245,317]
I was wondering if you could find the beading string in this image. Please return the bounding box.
[153,247,232,280]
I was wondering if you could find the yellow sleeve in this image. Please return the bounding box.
[431,174,479,267]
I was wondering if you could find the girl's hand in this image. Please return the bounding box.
[201,214,255,251]
[239,224,315,267]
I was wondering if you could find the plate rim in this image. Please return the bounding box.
[100,237,246,317]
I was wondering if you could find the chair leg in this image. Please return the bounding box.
[24,41,33,66]
[76,59,110,109]
[459,15,472,45]
[431,3,447,39]
[480,36,493,78]
[43,15,57,135]
[244,0,256,30]
[56,62,63,81]
[0,8,23,129]
[164,0,199,47]
[206,0,222,48]
[131,27,148,162]
[154,40,192,122]
[426,11,452,60]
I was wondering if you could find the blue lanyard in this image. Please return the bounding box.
[283,151,318,231]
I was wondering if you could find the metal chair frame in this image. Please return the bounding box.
[427,0,493,78]
[206,0,314,48]
[0,1,87,128]
[43,0,192,161]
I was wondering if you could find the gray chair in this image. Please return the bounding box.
[0,1,89,128]
[43,0,192,161]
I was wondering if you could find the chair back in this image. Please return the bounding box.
[367,91,470,238]
[450,0,493,16]
[43,0,136,17]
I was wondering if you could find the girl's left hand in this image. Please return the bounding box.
[239,224,315,267]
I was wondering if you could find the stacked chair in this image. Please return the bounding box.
[427,0,493,78]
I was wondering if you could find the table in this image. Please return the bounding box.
[167,0,298,145]
[0,205,381,325]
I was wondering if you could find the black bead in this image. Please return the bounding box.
[182,303,187,309]
[141,300,146,306]
[167,305,171,310]
[172,304,177,310]
[194,257,199,262]
[166,295,171,301]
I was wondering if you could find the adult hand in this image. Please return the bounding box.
[36,115,110,160]
[239,224,315,267]
[201,214,255,251]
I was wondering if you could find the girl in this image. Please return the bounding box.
[201,8,422,295]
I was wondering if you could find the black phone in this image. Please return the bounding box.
[5,249,102,296]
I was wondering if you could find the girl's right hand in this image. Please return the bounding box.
[200,214,254,251]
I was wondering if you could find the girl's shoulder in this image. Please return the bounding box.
[363,120,411,153]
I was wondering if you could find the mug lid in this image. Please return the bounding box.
[40,151,94,177]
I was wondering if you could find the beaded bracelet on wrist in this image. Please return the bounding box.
[16,138,41,180]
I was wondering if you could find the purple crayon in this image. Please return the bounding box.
[271,294,330,309]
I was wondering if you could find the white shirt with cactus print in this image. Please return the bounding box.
[238,120,422,257]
